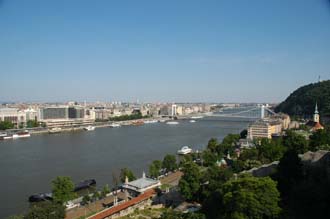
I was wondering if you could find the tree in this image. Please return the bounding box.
[201,166,233,199]
[119,168,136,183]
[0,121,14,130]
[309,128,330,151]
[51,176,76,204]
[25,202,65,219]
[257,138,285,163]
[149,160,162,178]
[207,138,218,153]
[283,130,308,154]
[26,119,39,128]
[204,176,281,219]
[162,154,177,172]
[179,161,201,201]
[201,150,218,167]
[101,184,110,198]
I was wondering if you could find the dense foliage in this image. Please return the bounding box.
[162,154,177,172]
[0,121,14,130]
[119,167,136,183]
[25,202,65,219]
[179,161,201,201]
[51,176,76,204]
[275,80,330,118]
[203,176,281,219]
[26,120,39,128]
[109,112,149,121]
[149,160,162,178]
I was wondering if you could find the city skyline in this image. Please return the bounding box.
[1,0,330,102]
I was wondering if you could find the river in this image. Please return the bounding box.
[0,117,251,218]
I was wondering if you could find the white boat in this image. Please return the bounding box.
[0,133,12,140]
[49,127,62,134]
[83,126,95,131]
[166,121,179,125]
[16,130,31,138]
[191,116,204,119]
[189,120,196,123]
[159,119,167,123]
[144,120,158,124]
[177,146,193,155]
[110,123,121,128]
[12,134,19,139]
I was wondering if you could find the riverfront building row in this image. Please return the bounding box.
[0,102,212,128]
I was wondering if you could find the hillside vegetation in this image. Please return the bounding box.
[275,80,330,118]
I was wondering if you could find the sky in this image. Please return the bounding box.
[0,0,330,103]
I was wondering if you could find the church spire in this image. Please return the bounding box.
[314,102,320,123]
[315,102,319,114]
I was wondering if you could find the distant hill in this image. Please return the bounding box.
[275,80,330,118]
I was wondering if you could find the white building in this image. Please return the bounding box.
[0,108,26,127]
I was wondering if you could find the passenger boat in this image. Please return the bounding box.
[83,126,95,131]
[0,133,11,140]
[16,130,31,138]
[177,146,193,155]
[48,127,62,134]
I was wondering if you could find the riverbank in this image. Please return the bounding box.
[0,117,250,218]
[1,113,210,138]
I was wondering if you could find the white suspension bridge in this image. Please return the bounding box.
[207,105,277,119]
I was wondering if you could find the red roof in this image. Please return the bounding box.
[314,122,324,130]
[88,189,156,219]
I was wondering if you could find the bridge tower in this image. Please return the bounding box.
[261,105,265,119]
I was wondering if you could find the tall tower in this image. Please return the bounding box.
[313,103,320,123]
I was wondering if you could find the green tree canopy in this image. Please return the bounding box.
[283,130,308,154]
[206,138,218,153]
[51,176,76,204]
[149,160,162,178]
[204,176,281,219]
[162,154,177,171]
[25,202,65,219]
[309,128,330,151]
[179,161,201,201]
[0,121,14,130]
[201,149,218,167]
[119,168,136,183]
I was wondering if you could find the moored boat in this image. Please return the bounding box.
[177,146,193,155]
[110,123,121,128]
[189,120,196,123]
[166,121,179,125]
[49,127,62,134]
[16,130,31,138]
[83,125,95,131]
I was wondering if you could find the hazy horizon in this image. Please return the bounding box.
[1,0,330,103]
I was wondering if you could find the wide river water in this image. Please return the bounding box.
[0,117,251,218]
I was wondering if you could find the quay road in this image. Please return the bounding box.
[65,171,183,219]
